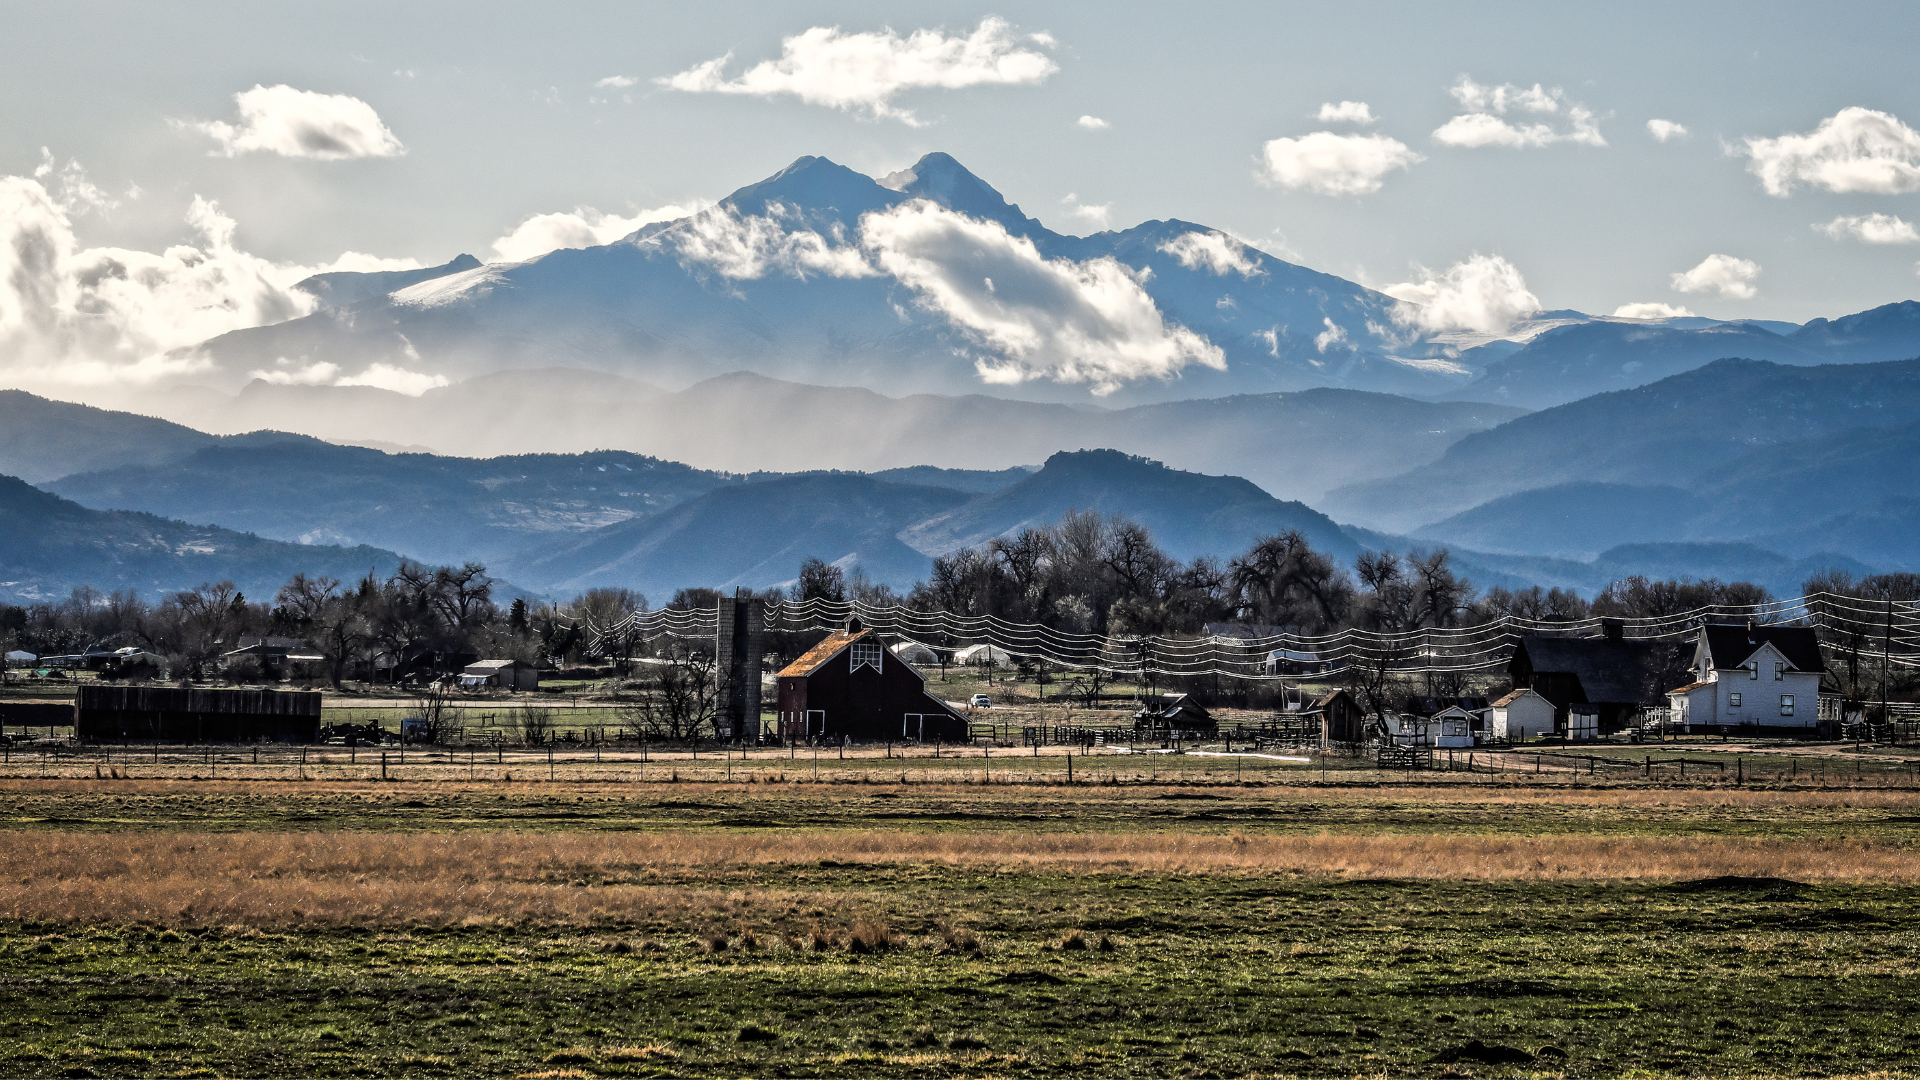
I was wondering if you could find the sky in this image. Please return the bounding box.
[3,0,1920,396]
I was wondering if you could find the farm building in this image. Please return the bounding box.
[1666,622,1826,734]
[889,640,940,666]
[1490,688,1555,740]
[1262,648,1327,676]
[221,636,324,679]
[1388,700,1481,748]
[75,685,323,742]
[1508,620,1673,735]
[1133,693,1215,738]
[774,618,969,743]
[953,644,1014,668]
[1299,688,1369,746]
[459,659,539,691]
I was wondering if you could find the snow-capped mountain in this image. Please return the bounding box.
[190,153,1473,404]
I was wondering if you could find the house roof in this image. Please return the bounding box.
[465,659,527,673]
[1490,688,1541,707]
[1516,635,1666,705]
[777,629,871,678]
[1401,695,1490,717]
[1667,680,1713,695]
[1698,624,1823,673]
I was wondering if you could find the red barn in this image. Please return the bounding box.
[774,618,969,743]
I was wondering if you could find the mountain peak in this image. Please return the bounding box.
[882,152,1040,238]
[720,155,897,224]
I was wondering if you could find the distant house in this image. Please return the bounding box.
[1398,696,1490,746]
[1262,649,1327,677]
[460,659,539,691]
[1666,622,1826,734]
[775,618,968,743]
[1298,688,1369,746]
[1133,692,1216,738]
[1508,620,1672,735]
[221,636,323,680]
[1490,688,1555,741]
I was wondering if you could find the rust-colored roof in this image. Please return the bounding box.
[776,629,870,678]
[1490,689,1539,707]
[1666,680,1713,695]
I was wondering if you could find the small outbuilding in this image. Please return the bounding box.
[460,659,540,691]
[1133,692,1216,738]
[889,640,940,667]
[953,644,1014,668]
[775,618,969,743]
[76,685,322,742]
[1298,689,1370,746]
[1490,688,1555,741]
[4,650,35,666]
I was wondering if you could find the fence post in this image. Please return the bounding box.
[381,752,387,781]
[549,744,554,782]
[1067,751,1073,783]
[1644,756,1650,779]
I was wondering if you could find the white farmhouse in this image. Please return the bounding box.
[1666,622,1825,733]
[1490,688,1556,741]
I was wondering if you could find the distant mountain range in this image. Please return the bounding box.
[23,379,1524,509]
[0,474,406,606]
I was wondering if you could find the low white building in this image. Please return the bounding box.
[1388,705,1476,748]
[889,640,939,667]
[953,644,1014,668]
[1490,688,1556,741]
[1665,623,1824,733]
[460,659,540,691]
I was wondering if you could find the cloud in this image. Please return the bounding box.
[1259,131,1422,196]
[1670,253,1760,299]
[1157,230,1264,277]
[655,17,1057,124]
[1316,101,1375,125]
[595,75,638,89]
[0,167,419,391]
[1059,193,1111,231]
[33,149,117,215]
[1381,254,1541,334]
[1076,115,1109,130]
[665,203,877,281]
[859,200,1223,394]
[1432,77,1605,148]
[490,202,708,262]
[182,84,405,159]
[1743,107,1920,196]
[1314,318,1349,352]
[336,362,449,395]
[1612,301,1696,319]
[1818,213,1920,244]
[1646,118,1688,142]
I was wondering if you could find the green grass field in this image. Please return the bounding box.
[0,779,1918,1076]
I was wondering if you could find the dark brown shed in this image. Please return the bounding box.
[76,685,323,743]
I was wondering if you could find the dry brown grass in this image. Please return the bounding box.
[0,828,1916,928]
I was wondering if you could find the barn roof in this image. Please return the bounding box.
[1698,623,1823,673]
[1490,688,1542,707]
[1667,680,1713,694]
[777,628,871,678]
[1516,635,1665,705]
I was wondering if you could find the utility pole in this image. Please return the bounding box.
[1883,595,1894,742]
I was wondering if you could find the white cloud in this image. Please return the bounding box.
[1259,131,1422,196]
[1157,230,1264,277]
[1646,118,1688,142]
[0,167,417,391]
[655,17,1057,125]
[859,200,1223,394]
[1744,107,1920,196]
[1316,101,1375,125]
[1670,253,1760,299]
[666,203,877,281]
[1432,77,1605,148]
[1818,212,1920,244]
[33,149,116,215]
[1076,115,1109,130]
[1611,301,1696,319]
[182,84,406,160]
[1314,318,1349,352]
[490,202,708,262]
[336,362,449,395]
[1382,254,1541,334]
[595,75,637,89]
[1059,193,1111,231]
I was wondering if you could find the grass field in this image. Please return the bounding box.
[3,776,1920,1076]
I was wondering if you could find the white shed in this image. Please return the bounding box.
[4,651,36,666]
[1491,688,1556,741]
[460,659,540,691]
[889,641,939,667]
[954,644,1014,668]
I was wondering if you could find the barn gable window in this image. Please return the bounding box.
[850,642,883,673]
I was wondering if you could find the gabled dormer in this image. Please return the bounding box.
[1693,622,1823,684]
